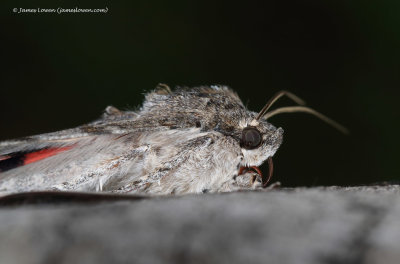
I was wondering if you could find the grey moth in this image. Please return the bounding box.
[0,85,347,196]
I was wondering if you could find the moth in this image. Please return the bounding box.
[0,85,347,196]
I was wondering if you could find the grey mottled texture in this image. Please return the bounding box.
[0,185,400,264]
[0,86,283,195]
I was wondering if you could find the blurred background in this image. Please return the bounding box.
[0,0,399,187]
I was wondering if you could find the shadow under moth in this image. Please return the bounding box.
[0,85,347,198]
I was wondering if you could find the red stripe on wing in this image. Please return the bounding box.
[23,146,74,165]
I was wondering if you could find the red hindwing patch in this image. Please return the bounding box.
[23,146,74,165]
[0,145,75,173]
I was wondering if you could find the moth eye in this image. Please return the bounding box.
[241,127,262,150]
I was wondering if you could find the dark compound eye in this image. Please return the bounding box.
[240,127,262,150]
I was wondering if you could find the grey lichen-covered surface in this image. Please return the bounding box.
[0,186,400,264]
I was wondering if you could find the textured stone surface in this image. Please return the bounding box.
[0,186,400,264]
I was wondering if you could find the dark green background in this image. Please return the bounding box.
[1,1,399,187]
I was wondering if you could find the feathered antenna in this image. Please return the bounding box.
[256,91,349,134]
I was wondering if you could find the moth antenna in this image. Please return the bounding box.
[256,91,306,120]
[263,106,349,134]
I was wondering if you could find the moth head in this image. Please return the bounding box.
[239,90,348,167]
[239,122,283,167]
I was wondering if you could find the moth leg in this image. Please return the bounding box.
[232,171,262,190]
[265,181,281,189]
[238,166,263,186]
[155,83,171,94]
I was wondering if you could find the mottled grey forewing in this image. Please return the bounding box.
[0,85,250,196]
[0,132,148,195]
